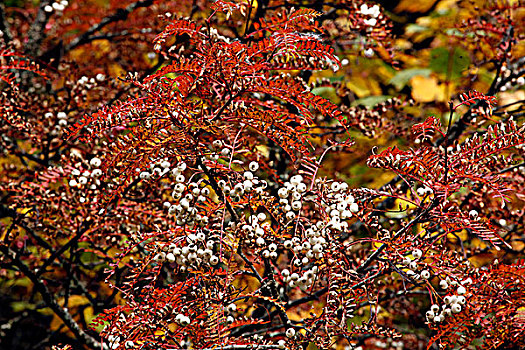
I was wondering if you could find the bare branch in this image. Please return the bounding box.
[0,245,108,350]
[25,0,53,56]
[0,3,12,43]
[64,0,154,53]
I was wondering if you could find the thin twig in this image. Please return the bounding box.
[0,4,12,43]
[0,245,108,350]
[25,0,53,56]
[356,199,438,273]
[65,0,154,53]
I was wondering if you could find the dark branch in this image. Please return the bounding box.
[64,0,154,53]
[25,0,53,56]
[0,245,108,350]
[0,3,12,43]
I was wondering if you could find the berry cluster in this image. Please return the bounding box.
[68,156,103,205]
[154,233,220,272]
[139,158,174,180]
[426,277,469,323]
[44,0,69,13]
[319,180,359,232]
[399,249,434,281]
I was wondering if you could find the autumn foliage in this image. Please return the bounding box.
[0,0,524,349]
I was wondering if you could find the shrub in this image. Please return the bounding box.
[1,1,524,349]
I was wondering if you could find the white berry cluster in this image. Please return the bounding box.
[207,139,259,166]
[363,47,374,58]
[165,166,211,227]
[399,249,433,281]
[44,0,69,13]
[138,157,175,180]
[359,4,381,23]
[320,181,359,232]
[48,111,69,136]
[416,185,433,197]
[217,166,267,202]
[279,222,331,291]
[154,233,220,272]
[224,303,237,325]
[277,175,308,223]
[426,277,470,323]
[287,224,328,257]
[68,156,103,204]
[106,334,121,350]
[499,66,525,92]
[175,313,191,326]
[358,1,382,54]
[281,265,319,291]
[242,212,277,256]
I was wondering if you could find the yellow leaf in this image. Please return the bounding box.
[499,90,525,112]
[17,207,32,215]
[346,75,381,98]
[59,295,90,308]
[395,0,438,13]
[469,252,496,267]
[410,75,448,102]
[511,239,525,251]
[84,306,95,324]
[385,198,417,219]
[447,229,468,243]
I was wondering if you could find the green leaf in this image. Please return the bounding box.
[406,24,428,34]
[311,86,340,104]
[351,95,392,107]
[389,68,432,90]
[10,301,36,313]
[429,47,470,79]
[89,313,110,333]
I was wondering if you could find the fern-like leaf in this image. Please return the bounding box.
[455,90,497,112]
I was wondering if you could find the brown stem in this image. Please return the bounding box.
[0,245,108,350]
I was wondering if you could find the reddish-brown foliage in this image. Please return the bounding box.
[0,1,524,350]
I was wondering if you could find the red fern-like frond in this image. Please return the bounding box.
[412,116,445,141]
[249,8,322,38]
[367,146,444,187]
[469,219,511,249]
[153,18,204,50]
[0,48,49,85]
[455,90,497,112]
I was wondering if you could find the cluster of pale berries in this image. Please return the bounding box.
[106,335,136,350]
[242,212,277,256]
[49,76,104,136]
[426,277,470,323]
[69,157,103,204]
[399,248,434,281]
[251,222,327,291]
[277,175,309,223]
[275,179,359,291]
[164,160,266,226]
[416,185,433,197]
[216,165,268,201]
[154,231,221,272]
[499,66,525,92]
[139,158,174,180]
[320,181,360,232]
[48,111,69,136]
[44,0,69,13]
[281,264,319,292]
[75,74,105,90]
[358,3,381,58]
[162,161,210,227]
[155,159,269,269]
[359,3,381,24]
